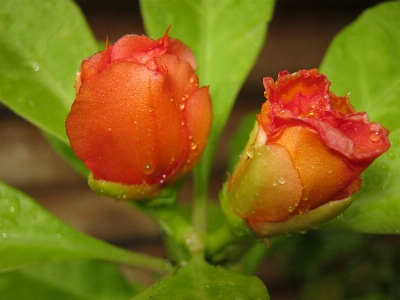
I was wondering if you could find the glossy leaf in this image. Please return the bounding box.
[0,260,136,300]
[148,257,269,299]
[140,0,275,193]
[0,0,98,144]
[0,181,169,273]
[319,2,400,234]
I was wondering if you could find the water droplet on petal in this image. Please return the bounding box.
[143,165,154,175]
[369,131,381,142]
[278,177,286,184]
[190,142,197,150]
[327,169,333,174]
[179,104,185,110]
[272,181,278,187]
[288,206,294,212]
[147,106,154,112]
[1,233,6,239]
[107,127,112,131]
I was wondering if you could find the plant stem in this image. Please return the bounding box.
[102,248,171,274]
[205,223,241,257]
[192,160,209,235]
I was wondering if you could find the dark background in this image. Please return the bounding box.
[0,1,395,299]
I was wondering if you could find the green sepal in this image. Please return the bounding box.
[219,182,256,240]
[251,197,353,236]
[88,172,161,201]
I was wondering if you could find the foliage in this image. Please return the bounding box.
[0,0,399,298]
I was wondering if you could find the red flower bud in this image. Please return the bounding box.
[222,69,390,236]
[66,29,212,199]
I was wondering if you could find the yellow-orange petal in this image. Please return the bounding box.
[273,126,360,214]
[228,126,304,223]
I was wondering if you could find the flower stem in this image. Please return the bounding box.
[192,156,210,234]
[205,223,240,258]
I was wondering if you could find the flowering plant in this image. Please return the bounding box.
[0,0,399,299]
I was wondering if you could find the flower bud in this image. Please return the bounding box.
[66,29,212,200]
[222,69,390,236]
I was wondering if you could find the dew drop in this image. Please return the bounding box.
[288,206,294,212]
[55,233,62,239]
[272,181,278,187]
[179,104,185,110]
[31,62,39,71]
[278,177,286,185]
[4,198,20,221]
[189,77,195,84]
[302,195,309,201]
[170,98,174,102]
[247,144,255,158]
[143,165,154,175]
[147,106,154,112]
[190,142,197,150]
[184,93,189,99]
[369,131,381,142]
[107,127,112,131]
[300,230,307,234]
[327,169,333,174]
[1,233,6,239]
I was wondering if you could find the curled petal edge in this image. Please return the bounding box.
[250,196,353,237]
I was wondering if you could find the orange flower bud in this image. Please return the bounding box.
[222,69,390,236]
[66,29,212,199]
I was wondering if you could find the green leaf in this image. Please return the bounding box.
[319,2,400,234]
[0,0,98,144]
[140,0,275,194]
[0,260,136,300]
[0,181,169,273]
[148,257,269,299]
